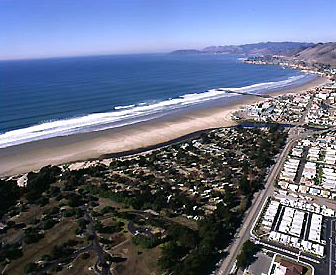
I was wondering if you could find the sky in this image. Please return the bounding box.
[1,0,336,60]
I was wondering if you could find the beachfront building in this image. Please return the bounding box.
[234,83,336,127]
[305,90,336,127]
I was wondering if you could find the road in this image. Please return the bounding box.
[217,97,336,275]
[84,206,112,275]
[328,219,336,275]
[217,130,302,274]
[258,216,336,275]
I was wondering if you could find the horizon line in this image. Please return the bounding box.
[0,51,171,62]
[1,40,333,62]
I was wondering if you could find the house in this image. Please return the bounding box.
[279,259,304,275]
[270,259,304,275]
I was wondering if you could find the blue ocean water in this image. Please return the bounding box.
[0,54,315,148]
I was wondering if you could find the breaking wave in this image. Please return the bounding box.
[0,73,314,148]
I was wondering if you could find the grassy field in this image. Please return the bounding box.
[113,242,161,275]
[58,251,96,275]
[5,220,85,274]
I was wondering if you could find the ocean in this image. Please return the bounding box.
[0,53,315,148]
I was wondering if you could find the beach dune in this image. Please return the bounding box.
[0,76,329,177]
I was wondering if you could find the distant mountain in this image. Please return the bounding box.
[202,45,242,54]
[294,42,336,66]
[170,49,205,55]
[203,42,315,56]
[169,42,336,67]
[170,42,315,56]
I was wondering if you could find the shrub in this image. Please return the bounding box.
[43,219,57,230]
[24,262,39,274]
[82,252,90,260]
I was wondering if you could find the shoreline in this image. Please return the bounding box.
[0,76,330,177]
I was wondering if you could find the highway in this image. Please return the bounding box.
[328,219,336,275]
[217,94,335,274]
[216,105,333,274]
[217,129,302,274]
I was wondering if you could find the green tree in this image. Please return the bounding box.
[43,219,57,230]
[24,262,39,274]
[236,240,256,268]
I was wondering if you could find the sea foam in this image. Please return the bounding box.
[0,74,313,148]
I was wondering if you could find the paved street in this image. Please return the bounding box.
[217,131,302,274]
[84,206,112,275]
[328,219,336,275]
[217,98,335,275]
[259,217,336,275]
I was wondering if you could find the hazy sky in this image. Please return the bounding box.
[1,0,335,60]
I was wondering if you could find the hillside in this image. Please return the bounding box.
[294,42,336,66]
[169,42,336,66]
[203,42,314,56]
[170,42,314,56]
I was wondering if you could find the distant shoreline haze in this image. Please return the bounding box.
[0,41,319,61]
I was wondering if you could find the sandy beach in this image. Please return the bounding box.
[0,76,330,177]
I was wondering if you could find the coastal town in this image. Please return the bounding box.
[1,56,336,275]
[216,60,336,274]
[0,123,288,274]
[2,0,336,274]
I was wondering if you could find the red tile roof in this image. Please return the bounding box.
[280,259,304,275]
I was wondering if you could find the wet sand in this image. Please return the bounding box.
[0,76,330,177]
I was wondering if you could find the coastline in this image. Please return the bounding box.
[0,76,330,177]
